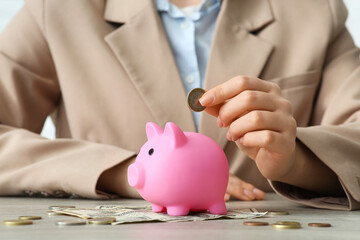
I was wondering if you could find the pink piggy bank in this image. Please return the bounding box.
[127,122,229,216]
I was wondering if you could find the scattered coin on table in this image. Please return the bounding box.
[243,221,269,226]
[308,223,331,228]
[49,205,76,210]
[275,221,301,226]
[271,223,301,230]
[2,220,33,226]
[56,220,87,226]
[89,217,116,225]
[187,88,206,112]
[18,216,42,220]
[266,211,289,216]
[46,211,65,216]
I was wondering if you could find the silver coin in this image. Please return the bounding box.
[267,211,289,216]
[56,220,87,226]
[49,206,76,210]
[187,88,206,112]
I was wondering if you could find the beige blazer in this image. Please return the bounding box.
[0,0,359,210]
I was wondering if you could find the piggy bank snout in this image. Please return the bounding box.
[127,163,145,189]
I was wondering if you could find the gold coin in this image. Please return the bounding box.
[267,211,289,216]
[271,223,301,230]
[18,216,42,220]
[243,221,269,226]
[46,211,65,216]
[187,88,206,112]
[88,217,116,225]
[276,221,300,226]
[2,220,33,226]
[308,223,331,228]
[49,206,76,210]
[56,220,87,226]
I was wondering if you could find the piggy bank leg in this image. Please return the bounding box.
[208,201,227,215]
[167,206,190,216]
[152,204,166,213]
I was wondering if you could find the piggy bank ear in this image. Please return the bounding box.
[146,122,164,140]
[164,122,187,148]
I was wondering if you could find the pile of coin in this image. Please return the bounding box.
[2,205,332,228]
[242,210,331,230]
[2,205,118,226]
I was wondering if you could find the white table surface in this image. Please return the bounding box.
[1,193,359,240]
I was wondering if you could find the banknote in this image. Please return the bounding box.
[53,205,267,225]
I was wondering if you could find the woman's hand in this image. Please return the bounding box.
[200,76,297,182]
[224,173,265,201]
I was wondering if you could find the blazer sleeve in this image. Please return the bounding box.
[0,3,135,199]
[269,0,360,210]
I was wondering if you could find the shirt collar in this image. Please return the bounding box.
[155,0,220,19]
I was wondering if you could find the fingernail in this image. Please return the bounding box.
[227,131,232,141]
[253,188,265,198]
[244,189,255,199]
[199,93,214,106]
[217,117,223,128]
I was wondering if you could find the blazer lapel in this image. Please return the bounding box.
[104,0,196,132]
[200,0,275,148]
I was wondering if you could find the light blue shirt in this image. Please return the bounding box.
[155,0,220,131]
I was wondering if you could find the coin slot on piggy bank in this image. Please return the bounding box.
[127,122,229,216]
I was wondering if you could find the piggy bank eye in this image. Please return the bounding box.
[148,148,154,156]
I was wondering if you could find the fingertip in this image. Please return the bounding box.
[226,131,232,141]
[217,117,224,128]
[199,92,214,106]
[253,188,266,200]
[244,189,255,200]
[224,193,230,202]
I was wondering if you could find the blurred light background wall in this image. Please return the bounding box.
[1,0,360,140]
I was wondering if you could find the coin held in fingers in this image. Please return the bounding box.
[187,88,206,112]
